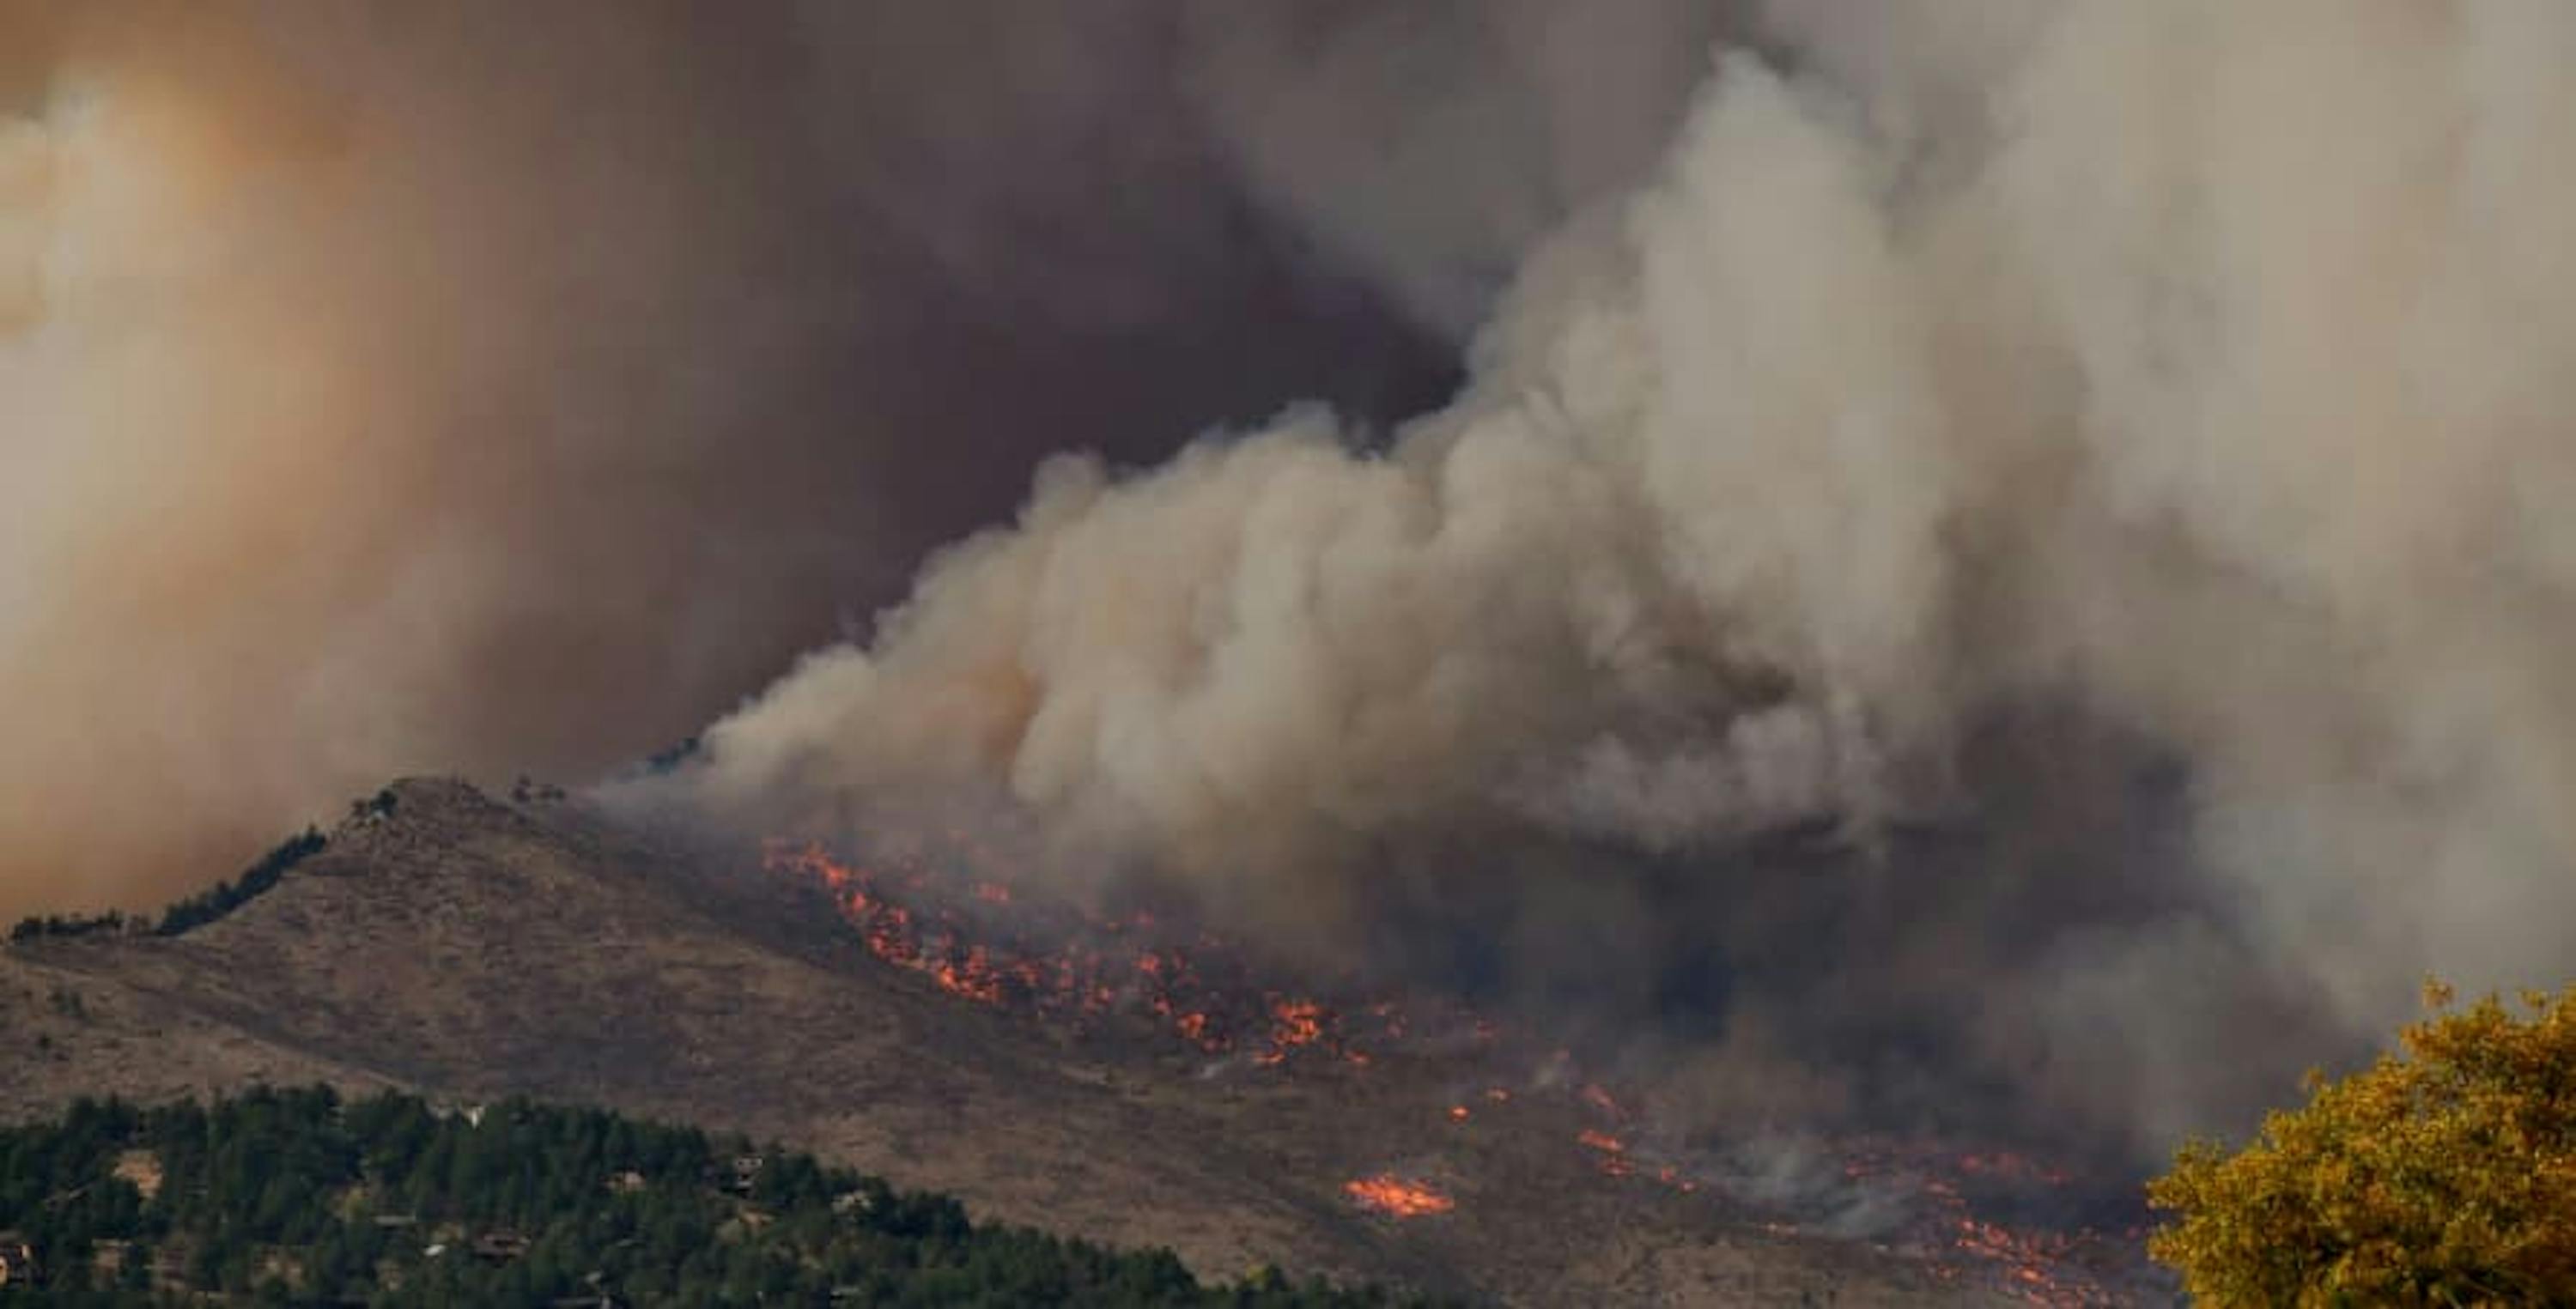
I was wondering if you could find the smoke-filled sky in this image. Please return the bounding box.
[2,0,1733,911]
[14,1,2576,1156]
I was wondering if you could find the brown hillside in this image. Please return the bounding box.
[0,778,2008,1306]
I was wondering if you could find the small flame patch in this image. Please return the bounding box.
[1342,1174,1455,1219]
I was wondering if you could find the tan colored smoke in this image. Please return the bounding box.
[6,2,1710,916]
[676,2,2576,1139]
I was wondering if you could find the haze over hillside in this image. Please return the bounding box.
[3,779,2067,1305]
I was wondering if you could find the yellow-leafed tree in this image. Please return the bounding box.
[2148,982,2576,1306]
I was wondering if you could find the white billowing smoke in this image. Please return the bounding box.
[670,2,2576,1144]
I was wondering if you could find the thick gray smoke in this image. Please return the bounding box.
[662,1,2576,1154]
[2,2,1717,914]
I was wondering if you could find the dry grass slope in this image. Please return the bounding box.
[0,778,2006,1306]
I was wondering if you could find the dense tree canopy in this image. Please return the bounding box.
[2148,983,2576,1306]
[0,1088,1441,1308]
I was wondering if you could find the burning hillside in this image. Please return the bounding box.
[758,827,2159,1305]
[762,838,1435,1067]
[8,777,2054,1305]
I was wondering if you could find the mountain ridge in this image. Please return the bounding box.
[1,777,2008,1306]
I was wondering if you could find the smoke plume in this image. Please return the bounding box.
[3,2,1716,913]
[659,2,2576,1154]
[14,0,2574,1158]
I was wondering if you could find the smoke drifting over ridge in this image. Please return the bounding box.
[661,2,2576,1153]
[2,2,1726,912]
[11,0,2576,1159]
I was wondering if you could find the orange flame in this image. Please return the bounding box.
[932,946,1006,1003]
[769,839,1437,1061]
[1271,997,1324,1045]
[1342,1174,1455,1219]
[1577,1128,1636,1179]
[1254,996,1329,1065]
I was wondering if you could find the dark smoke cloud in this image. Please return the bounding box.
[3,1,1721,913]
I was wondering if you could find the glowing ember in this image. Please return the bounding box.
[1369,1000,1407,1039]
[1954,1219,2109,1306]
[1576,1128,1634,1178]
[1578,1082,1625,1118]
[1953,1150,2075,1188]
[1258,997,1327,1064]
[931,946,1005,1003]
[1342,1174,1455,1219]
[1828,1138,2135,1306]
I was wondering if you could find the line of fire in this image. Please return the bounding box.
[761,834,2142,1306]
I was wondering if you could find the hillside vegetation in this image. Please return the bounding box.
[10,824,332,944]
[0,1087,1439,1308]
